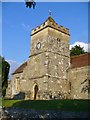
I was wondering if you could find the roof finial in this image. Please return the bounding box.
[49,10,52,17]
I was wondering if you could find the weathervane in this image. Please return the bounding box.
[49,10,52,17]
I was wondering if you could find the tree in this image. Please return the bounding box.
[0,56,10,97]
[25,0,36,9]
[70,45,86,56]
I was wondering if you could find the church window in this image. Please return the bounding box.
[16,78,20,91]
[69,82,71,91]
[57,38,61,47]
[16,78,18,90]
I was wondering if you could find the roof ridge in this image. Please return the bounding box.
[70,53,90,58]
[12,61,27,75]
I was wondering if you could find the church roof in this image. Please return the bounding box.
[70,53,90,68]
[12,61,27,75]
[12,53,90,75]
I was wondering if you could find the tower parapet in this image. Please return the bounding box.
[31,17,70,36]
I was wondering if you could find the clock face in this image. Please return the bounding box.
[36,42,41,50]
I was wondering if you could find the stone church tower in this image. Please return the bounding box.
[6,16,89,100]
[20,17,70,100]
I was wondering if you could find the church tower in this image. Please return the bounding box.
[25,17,70,99]
[7,16,89,100]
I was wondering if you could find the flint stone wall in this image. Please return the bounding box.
[68,66,90,99]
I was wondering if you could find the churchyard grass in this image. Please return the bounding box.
[2,98,21,108]
[2,99,89,112]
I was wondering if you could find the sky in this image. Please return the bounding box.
[1,2,89,77]
[41,0,89,1]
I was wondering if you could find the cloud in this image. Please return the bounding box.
[6,60,20,80]
[21,23,31,31]
[70,41,90,52]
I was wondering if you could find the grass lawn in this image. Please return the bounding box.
[2,99,90,112]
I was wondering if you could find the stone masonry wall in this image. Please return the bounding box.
[11,73,23,98]
[67,66,89,99]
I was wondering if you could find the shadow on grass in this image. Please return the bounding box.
[12,99,90,111]
[12,100,58,110]
[2,99,90,119]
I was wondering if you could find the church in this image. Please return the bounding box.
[6,17,90,100]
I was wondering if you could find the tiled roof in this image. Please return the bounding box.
[70,53,90,68]
[12,53,90,75]
[12,61,27,75]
